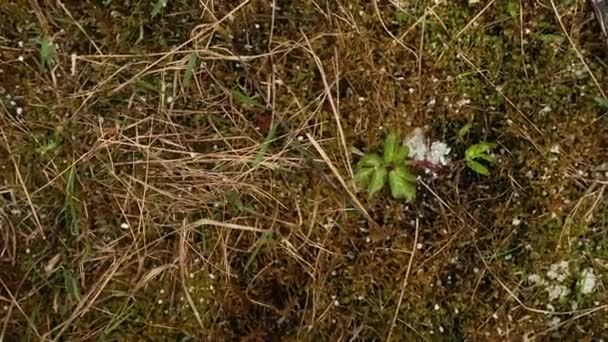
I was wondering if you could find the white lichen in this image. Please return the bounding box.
[546,284,570,301]
[405,128,427,161]
[404,128,451,166]
[428,141,451,166]
[579,268,597,295]
[547,261,569,283]
[527,273,544,285]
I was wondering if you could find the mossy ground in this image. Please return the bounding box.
[1,0,607,340]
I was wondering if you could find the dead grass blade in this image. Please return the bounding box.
[549,0,606,98]
[190,218,269,233]
[110,0,251,94]
[179,220,205,329]
[306,133,373,225]
[0,278,41,340]
[387,219,419,342]
[302,34,352,178]
[0,129,45,239]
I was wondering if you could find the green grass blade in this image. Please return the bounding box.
[232,89,264,108]
[243,232,273,274]
[183,53,198,87]
[594,96,608,111]
[64,166,79,236]
[250,123,277,166]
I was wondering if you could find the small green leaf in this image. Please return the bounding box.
[465,142,495,160]
[477,153,496,164]
[507,0,518,19]
[540,34,564,44]
[37,34,55,69]
[467,159,490,176]
[183,53,198,87]
[458,122,472,139]
[357,153,382,169]
[395,165,417,182]
[393,145,409,165]
[594,96,608,111]
[152,0,167,18]
[395,10,408,25]
[354,166,375,189]
[383,131,399,164]
[367,167,387,198]
[389,168,417,202]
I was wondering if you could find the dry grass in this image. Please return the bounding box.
[1,0,608,340]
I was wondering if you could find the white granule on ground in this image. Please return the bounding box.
[547,261,569,283]
[404,128,451,166]
[546,284,570,301]
[579,268,597,295]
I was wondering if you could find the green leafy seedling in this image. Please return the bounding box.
[354,131,416,202]
[465,142,496,176]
